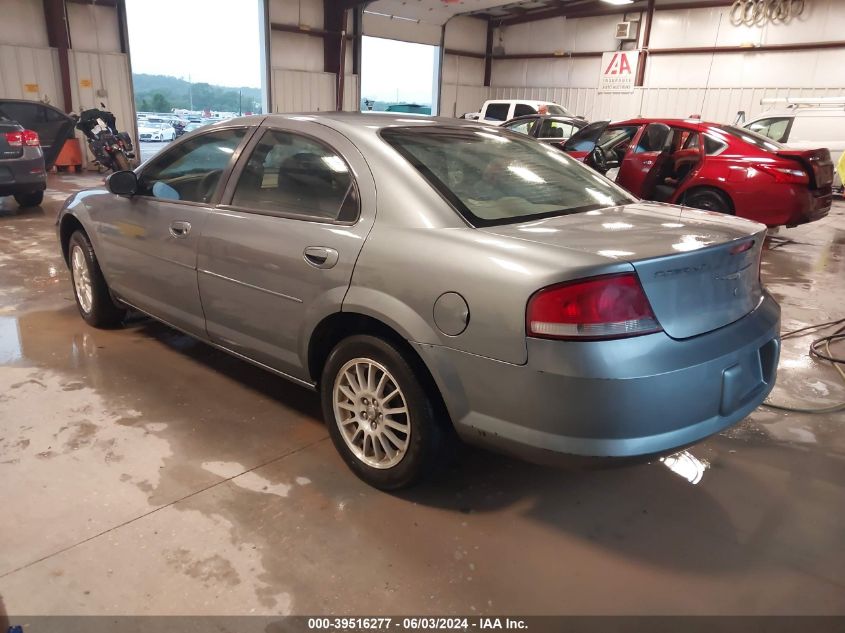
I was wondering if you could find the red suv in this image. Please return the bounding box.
[563,118,833,227]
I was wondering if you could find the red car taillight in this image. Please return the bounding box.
[4,130,39,147]
[22,130,40,146]
[756,163,809,185]
[526,273,662,341]
[5,131,22,146]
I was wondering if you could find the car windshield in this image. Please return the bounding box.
[382,126,633,227]
[716,124,783,152]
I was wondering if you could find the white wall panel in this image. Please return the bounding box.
[0,0,48,48]
[0,45,60,104]
[269,0,322,29]
[343,74,359,112]
[272,69,336,112]
[444,16,486,54]
[67,3,121,53]
[489,85,845,124]
[271,31,324,71]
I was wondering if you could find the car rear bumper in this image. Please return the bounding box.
[417,293,780,465]
[0,153,47,196]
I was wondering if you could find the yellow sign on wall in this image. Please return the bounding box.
[24,83,39,93]
[80,79,93,88]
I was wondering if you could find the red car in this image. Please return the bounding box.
[563,118,833,227]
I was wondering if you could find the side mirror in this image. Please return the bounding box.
[107,170,137,196]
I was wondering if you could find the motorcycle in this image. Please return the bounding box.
[75,104,135,172]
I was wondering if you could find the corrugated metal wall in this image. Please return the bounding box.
[487,86,845,124]
[0,44,60,103]
[272,69,359,113]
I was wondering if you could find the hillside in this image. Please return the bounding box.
[133,73,262,113]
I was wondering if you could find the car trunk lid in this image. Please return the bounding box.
[776,147,833,189]
[482,202,767,339]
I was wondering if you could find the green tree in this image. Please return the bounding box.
[150,92,172,113]
[138,98,151,112]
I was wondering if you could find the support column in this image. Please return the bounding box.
[635,0,655,87]
[43,0,73,113]
[484,20,494,87]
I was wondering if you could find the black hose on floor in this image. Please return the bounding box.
[763,317,845,414]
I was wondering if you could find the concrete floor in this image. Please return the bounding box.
[0,174,843,616]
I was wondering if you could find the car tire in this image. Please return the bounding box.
[683,187,734,214]
[113,151,130,172]
[68,230,126,328]
[321,334,446,490]
[14,191,43,207]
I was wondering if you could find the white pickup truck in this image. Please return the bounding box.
[464,100,573,125]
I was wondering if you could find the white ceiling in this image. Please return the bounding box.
[363,0,549,25]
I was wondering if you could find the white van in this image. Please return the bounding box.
[744,98,845,187]
[464,100,572,125]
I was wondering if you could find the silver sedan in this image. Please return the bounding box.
[56,113,780,489]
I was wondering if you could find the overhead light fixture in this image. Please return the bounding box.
[601,0,634,5]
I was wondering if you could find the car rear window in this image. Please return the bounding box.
[716,125,783,152]
[382,126,633,227]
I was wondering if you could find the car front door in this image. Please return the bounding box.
[617,122,671,197]
[562,120,610,161]
[88,126,252,335]
[197,121,376,381]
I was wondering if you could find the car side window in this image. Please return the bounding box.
[703,134,727,156]
[137,128,246,203]
[513,104,536,117]
[506,119,535,135]
[539,120,576,139]
[747,117,791,143]
[484,103,510,121]
[230,129,359,222]
[633,124,672,153]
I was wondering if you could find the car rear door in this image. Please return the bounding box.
[0,100,74,169]
[197,120,377,381]
[617,122,671,197]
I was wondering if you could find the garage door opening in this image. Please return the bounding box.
[125,0,264,162]
[360,36,440,116]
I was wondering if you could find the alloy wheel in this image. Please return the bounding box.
[71,245,93,313]
[333,358,411,469]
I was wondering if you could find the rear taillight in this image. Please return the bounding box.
[756,163,809,185]
[22,130,39,146]
[5,131,22,146]
[4,130,39,147]
[527,273,662,341]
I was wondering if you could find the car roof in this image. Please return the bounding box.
[505,114,582,123]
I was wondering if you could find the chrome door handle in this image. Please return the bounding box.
[303,246,339,269]
[643,160,654,166]
[169,221,191,238]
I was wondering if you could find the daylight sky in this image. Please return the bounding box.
[125,0,262,88]
[360,36,438,105]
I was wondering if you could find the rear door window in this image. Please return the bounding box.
[538,119,578,140]
[504,119,536,135]
[230,129,359,222]
[484,103,510,121]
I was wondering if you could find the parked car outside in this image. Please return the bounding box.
[56,114,780,489]
[138,121,176,142]
[564,118,833,227]
[744,98,845,188]
[502,114,589,148]
[464,100,573,125]
[0,99,74,208]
